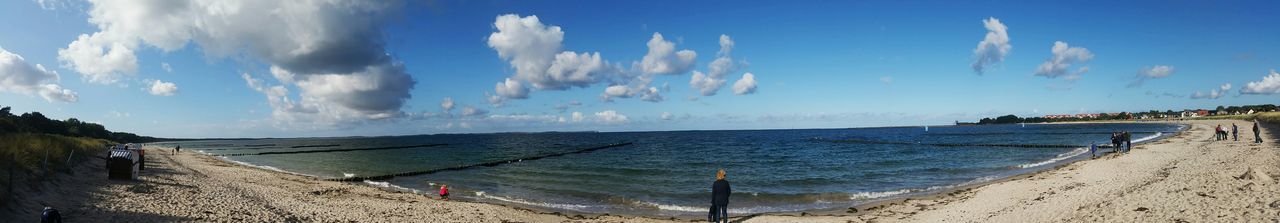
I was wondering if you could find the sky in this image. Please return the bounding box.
[1,0,1278,138]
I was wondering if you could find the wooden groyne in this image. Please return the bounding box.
[218,144,447,156]
[326,142,634,182]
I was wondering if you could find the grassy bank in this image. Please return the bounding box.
[1186,112,1280,124]
[0,133,111,171]
[1,133,113,202]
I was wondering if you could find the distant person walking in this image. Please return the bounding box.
[709,169,731,223]
[439,184,449,201]
[1232,123,1239,141]
[1090,141,1097,158]
[1255,121,1264,143]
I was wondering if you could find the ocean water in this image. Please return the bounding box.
[164,123,1184,216]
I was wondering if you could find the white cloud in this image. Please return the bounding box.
[639,33,697,75]
[690,35,741,96]
[971,17,1011,74]
[571,111,585,122]
[461,106,488,117]
[1129,65,1174,87]
[1034,41,1093,80]
[146,79,178,96]
[67,0,415,126]
[1241,70,1280,95]
[161,62,172,72]
[486,14,620,99]
[494,78,529,99]
[661,111,673,121]
[733,73,758,95]
[879,76,893,84]
[1190,83,1232,99]
[441,97,454,111]
[594,110,629,124]
[58,35,137,84]
[0,47,78,102]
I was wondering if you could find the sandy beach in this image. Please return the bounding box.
[3,119,1278,222]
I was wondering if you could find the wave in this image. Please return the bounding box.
[224,159,285,173]
[343,172,356,178]
[472,192,595,211]
[1017,147,1089,169]
[1133,132,1163,143]
[848,188,914,200]
[362,180,423,194]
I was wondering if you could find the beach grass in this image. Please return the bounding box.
[1187,112,1280,124]
[0,133,112,175]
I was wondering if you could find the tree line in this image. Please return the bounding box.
[974,104,1279,125]
[0,106,165,143]
[976,113,1135,125]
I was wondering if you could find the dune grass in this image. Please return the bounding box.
[1188,112,1280,124]
[0,133,112,173]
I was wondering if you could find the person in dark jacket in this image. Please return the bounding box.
[710,169,731,223]
[1255,121,1264,143]
[1125,132,1132,153]
[41,206,61,223]
[1232,123,1239,141]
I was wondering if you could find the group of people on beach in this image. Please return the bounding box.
[1089,132,1132,158]
[1216,121,1263,143]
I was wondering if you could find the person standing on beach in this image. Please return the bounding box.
[1233,123,1239,141]
[1124,132,1132,153]
[173,145,180,155]
[710,169,731,223]
[1255,121,1263,143]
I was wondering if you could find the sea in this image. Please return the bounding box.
[160,122,1185,216]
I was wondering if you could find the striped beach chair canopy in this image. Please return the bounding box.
[109,150,133,159]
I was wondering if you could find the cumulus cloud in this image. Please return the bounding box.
[594,110,629,124]
[486,14,621,99]
[146,79,178,96]
[971,17,1010,74]
[441,97,454,112]
[494,78,529,99]
[661,111,673,121]
[66,0,415,125]
[0,47,78,102]
[1241,70,1280,95]
[1034,41,1093,80]
[733,73,757,95]
[1190,83,1232,99]
[1128,65,1174,87]
[639,33,697,75]
[571,111,585,122]
[689,35,741,96]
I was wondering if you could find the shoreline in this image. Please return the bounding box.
[4,120,1274,222]
[191,122,1188,221]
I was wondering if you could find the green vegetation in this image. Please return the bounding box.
[976,113,1133,125]
[1,133,111,172]
[0,106,165,143]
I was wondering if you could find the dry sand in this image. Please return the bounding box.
[2,119,1277,222]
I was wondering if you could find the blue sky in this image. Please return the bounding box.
[1,0,1277,138]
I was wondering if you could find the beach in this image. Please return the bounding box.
[3,119,1278,222]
